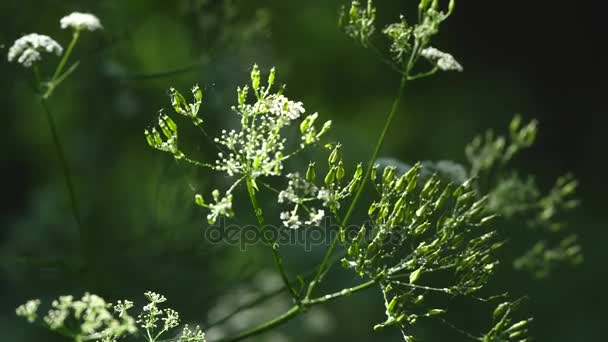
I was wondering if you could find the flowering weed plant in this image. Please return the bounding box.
[10,1,582,341]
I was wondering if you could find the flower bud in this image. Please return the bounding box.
[317,120,332,138]
[195,194,206,207]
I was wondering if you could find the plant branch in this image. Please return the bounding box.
[305,66,410,299]
[216,279,376,342]
[52,30,80,82]
[245,177,299,301]
[39,98,86,262]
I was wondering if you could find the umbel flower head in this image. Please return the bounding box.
[420,47,463,72]
[60,12,103,31]
[7,33,63,67]
[149,65,332,225]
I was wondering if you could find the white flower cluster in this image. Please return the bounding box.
[60,12,103,31]
[206,190,234,224]
[7,33,63,67]
[17,291,206,342]
[36,293,136,340]
[138,291,182,336]
[214,93,306,179]
[277,173,330,229]
[180,325,207,341]
[420,47,463,72]
[16,299,40,323]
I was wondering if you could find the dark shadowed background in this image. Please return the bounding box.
[1,0,606,341]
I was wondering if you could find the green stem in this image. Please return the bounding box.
[39,98,86,259]
[304,279,377,305]
[306,70,409,299]
[245,177,299,300]
[52,30,80,82]
[219,305,301,342]
[217,279,376,342]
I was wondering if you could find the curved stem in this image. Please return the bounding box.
[219,305,301,342]
[39,98,86,261]
[245,177,299,300]
[217,279,376,342]
[306,70,409,299]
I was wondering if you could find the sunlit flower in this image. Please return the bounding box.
[60,12,103,31]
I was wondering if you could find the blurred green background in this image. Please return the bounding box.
[1,0,606,341]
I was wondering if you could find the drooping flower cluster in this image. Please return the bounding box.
[420,47,463,72]
[7,33,63,67]
[60,12,103,31]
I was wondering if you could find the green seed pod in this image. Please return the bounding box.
[251,64,261,91]
[448,0,456,14]
[507,320,530,332]
[164,115,178,133]
[426,309,445,317]
[170,88,188,115]
[493,302,509,320]
[409,267,423,284]
[434,184,451,211]
[144,130,155,147]
[383,167,395,187]
[337,161,345,181]
[159,118,172,139]
[371,164,379,181]
[329,145,341,165]
[192,84,203,102]
[152,128,163,146]
[300,113,319,134]
[325,166,336,185]
[354,163,364,179]
[267,67,276,90]
[387,296,399,313]
[306,162,316,182]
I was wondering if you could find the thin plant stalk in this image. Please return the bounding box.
[39,98,85,256]
[245,177,299,301]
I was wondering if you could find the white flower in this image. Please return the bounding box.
[269,95,305,121]
[180,325,206,342]
[420,47,463,72]
[7,33,63,67]
[207,190,234,224]
[60,12,103,31]
[280,211,302,229]
[16,299,41,323]
[305,209,325,226]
